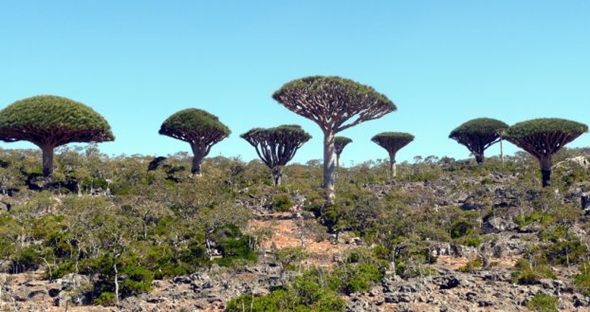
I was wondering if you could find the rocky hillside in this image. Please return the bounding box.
[1,149,590,311]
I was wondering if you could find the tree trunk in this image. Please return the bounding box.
[41,144,55,178]
[323,131,336,202]
[271,167,282,186]
[499,138,504,167]
[539,156,552,187]
[113,260,119,305]
[191,156,202,176]
[475,154,484,165]
[190,145,206,176]
[336,155,341,169]
[388,152,397,178]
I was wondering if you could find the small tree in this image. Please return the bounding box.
[0,95,114,177]
[273,76,396,201]
[371,132,414,177]
[449,118,508,165]
[159,108,230,175]
[334,136,352,168]
[504,118,588,187]
[240,125,311,186]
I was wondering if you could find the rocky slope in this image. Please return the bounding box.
[2,157,590,311]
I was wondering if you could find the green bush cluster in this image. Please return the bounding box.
[226,268,346,312]
[511,259,555,285]
[526,293,558,312]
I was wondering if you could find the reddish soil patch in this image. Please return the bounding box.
[248,216,351,268]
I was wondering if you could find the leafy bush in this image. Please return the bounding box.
[271,193,294,212]
[573,263,590,296]
[10,246,41,273]
[93,291,116,306]
[526,293,558,312]
[514,210,556,228]
[332,263,383,294]
[120,265,154,297]
[226,268,345,312]
[215,226,258,267]
[511,259,555,285]
[458,257,483,273]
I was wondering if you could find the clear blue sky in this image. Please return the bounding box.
[1,1,589,166]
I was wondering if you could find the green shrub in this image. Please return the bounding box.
[511,259,555,285]
[333,263,383,294]
[454,235,483,247]
[272,193,293,212]
[573,263,590,295]
[216,236,257,267]
[93,291,116,306]
[526,293,558,312]
[10,246,41,273]
[514,210,556,228]
[226,268,345,312]
[458,257,483,273]
[542,239,587,266]
[121,265,154,297]
[450,220,475,238]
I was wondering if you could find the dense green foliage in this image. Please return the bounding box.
[159,108,230,137]
[371,132,414,158]
[450,118,508,136]
[273,76,396,119]
[0,95,113,139]
[505,118,587,139]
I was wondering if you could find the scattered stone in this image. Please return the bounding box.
[481,217,517,234]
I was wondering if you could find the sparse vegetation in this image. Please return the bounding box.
[0,146,589,310]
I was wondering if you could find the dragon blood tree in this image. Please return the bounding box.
[159,108,230,176]
[0,95,114,177]
[449,118,508,165]
[273,76,396,201]
[504,118,588,187]
[371,132,414,177]
[334,136,352,168]
[241,125,311,186]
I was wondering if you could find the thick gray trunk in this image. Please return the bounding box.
[190,145,205,176]
[500,138,504,167]
[271,167,282,186]
[388,152,397,178]
[539,156,552,187]
[41,145,55,178]
[475,154,484,165]
[191,156,202,176]
[323,131,336,202]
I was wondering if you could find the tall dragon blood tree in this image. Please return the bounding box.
[334,136,352,168]
[504,118,587,187]
[273,76,396,201]
[0,95,114,178]
[449,118,508,165]
[371,132,414,177]
[241,125,311,186]
[159,108,230,176]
